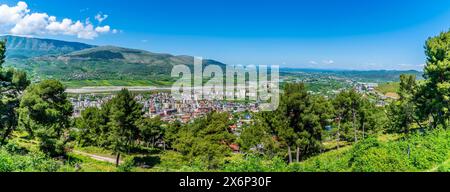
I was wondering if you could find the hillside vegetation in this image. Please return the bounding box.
[293,130,450,172]
[2,36,225,86]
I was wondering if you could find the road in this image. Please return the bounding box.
[72,150,122,165]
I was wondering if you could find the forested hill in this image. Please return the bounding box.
[1,35,226,83]
[1,35,95,58]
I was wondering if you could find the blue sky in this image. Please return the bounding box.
[2,0,450,70]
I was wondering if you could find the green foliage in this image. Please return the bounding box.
[136,116,163,148]
[437,160,450,172]
[376,82,400,94]
[350,138,412,172]
[0,142,60,172]
[296,129,450,172]
[76,107,109,147]
[107,89,143,165]
[171,112,235,169]
[117,157,135,172]
[239,112,284,158]
[387,74,421,134]
[333,89,385,143]
[289,147,353,172]
[417,31,450,129]
[18,80,72,156]
[1,41,30,144]
[271,83,333,162]
[223,155,289,172]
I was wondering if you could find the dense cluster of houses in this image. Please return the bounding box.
[70,92,260,124]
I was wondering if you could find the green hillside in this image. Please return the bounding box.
[293,129,450,172]
[1,35,95,58]
[2,36,226,86]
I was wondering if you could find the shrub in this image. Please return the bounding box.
[222,155,288,172]
[0,147,60,172]
[117,157,134,172]
[351,146,413,172]
[295,129,450,172]
[290,147,353,172]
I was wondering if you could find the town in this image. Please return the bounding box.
[70,92,259,124]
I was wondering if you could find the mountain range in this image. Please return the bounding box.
[1,35,225,85]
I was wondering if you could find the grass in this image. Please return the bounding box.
[292,146,353,172]
[437,159,450,172]
[294,129,450,172]
[375,82,399,94]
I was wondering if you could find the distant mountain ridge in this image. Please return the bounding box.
[0,35,95,58]
[2,35,226,83]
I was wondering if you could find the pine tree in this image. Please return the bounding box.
[108,89,143,166]
[18,80,72,156]
[417,31,450,129]
[0,40,30,145]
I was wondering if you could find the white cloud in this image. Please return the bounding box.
[0,1,29,25]
[309,60,318,65]
[11,13,49,35]
[322,60,335,65]
[95,25,110,33]
[95,13,108,23]
[0,1,117,39]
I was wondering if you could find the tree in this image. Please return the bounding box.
[18,80,72,156]
[76,107,108,146]
[107,88,143,166]
[239,111,284,158]
[359,98,385,139]
[333,89,362,143]
[255,83,333,163]
[171,112,235,169]
[418,31,450,129]
[163,120,182,149]
[388,74,422,134]
[0,40,30,145]
[136,116,163,148]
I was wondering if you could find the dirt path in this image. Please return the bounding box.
[72,150,122,165]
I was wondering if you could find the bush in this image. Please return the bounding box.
[295,129,450,172]
[117,157,134,172]
[38,137,66,157]
[351,146,413,172]
[0,147,60,172]
[290,147,353,172]
[222,155,288,172]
